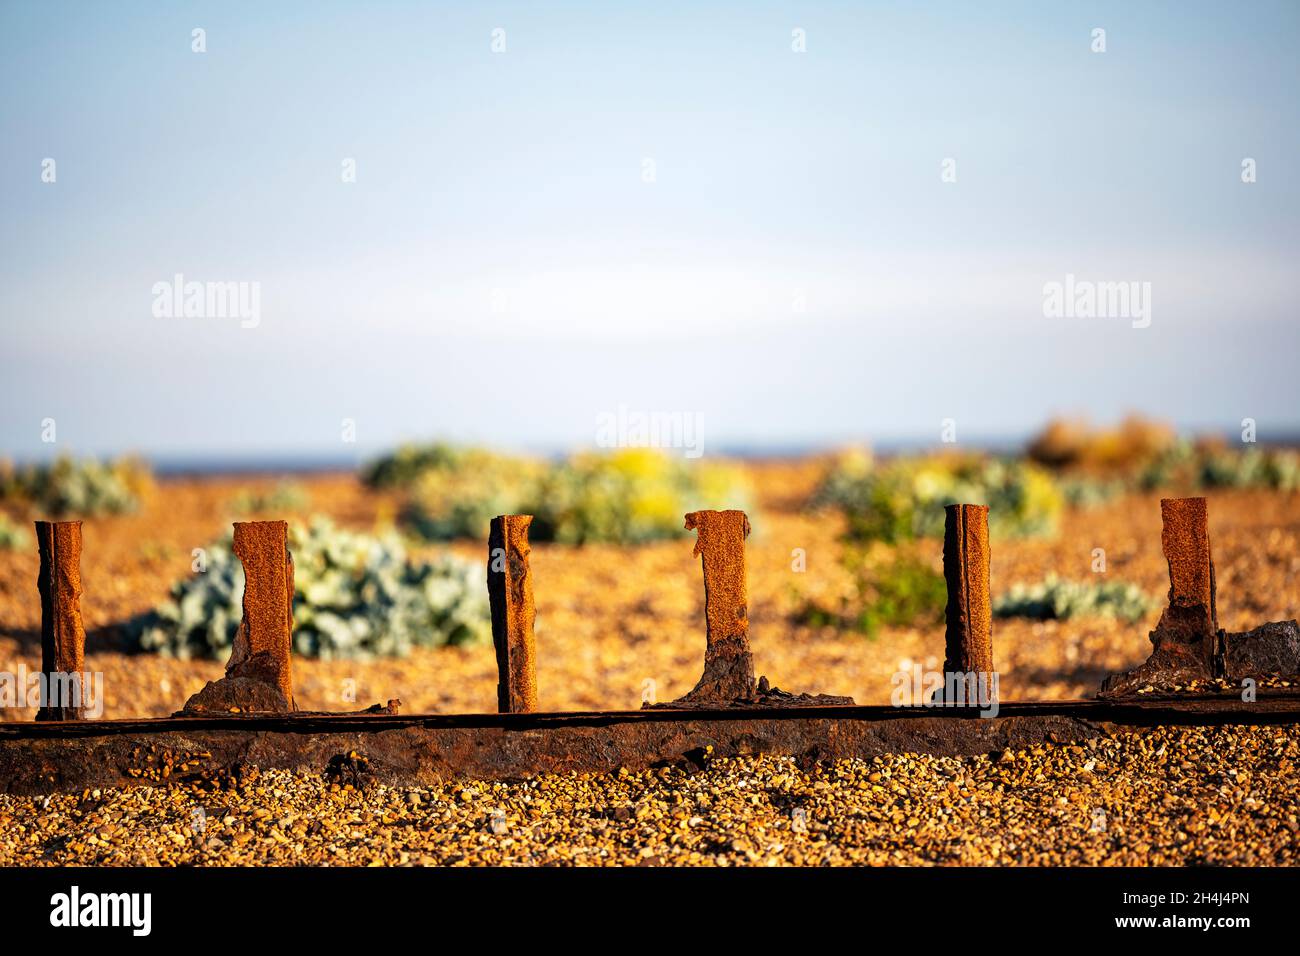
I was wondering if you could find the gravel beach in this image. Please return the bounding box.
[1,724,1295,866]
[1,465,1298,866]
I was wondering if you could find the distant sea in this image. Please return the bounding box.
[142,435,1028,477]
[14,427,1296,477]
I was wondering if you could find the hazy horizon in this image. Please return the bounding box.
[8,418,1297,474]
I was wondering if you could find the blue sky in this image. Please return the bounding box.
[2,1,1297,461]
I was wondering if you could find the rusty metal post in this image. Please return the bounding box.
[229,520,296,703]
[1100,496,1221,696]
[1152,496,1219,664]
[674,510,756,704]
[488,515,537,713]
[940,504,995,705]
[184,520,296,713]
[35,521,86,721]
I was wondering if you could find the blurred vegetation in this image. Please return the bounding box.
[812,451,1063,543]
[393,447,547,542]
[796,556,1154,638]
[529,449,753,545]
[126,517,490,660]
[366,444,754,544]
[0,455,152,518]
[0,514,29,551]
[1159,442,1300,492]
[796,543,946,638]
[1055,475,1128,509]
[1026,415,1176,471]
[1027,416,1300,501]
[228,481,312,515]
[993,574,1156,624]
[813,419,1298,542]
[362,442,491,490]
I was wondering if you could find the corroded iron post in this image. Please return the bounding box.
[674,509,755,704]
[1152,496,1219,667]
[942,504,993,675]
[488,514,537,713]
[184,520,296,713]
[35,521,86,721]
[229,520,296,704]
[1100,497,1223,696]
[939,504,995,705]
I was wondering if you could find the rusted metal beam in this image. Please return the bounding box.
[940,504,995,705]
[488,514,537,714]
[2,694,1298,796]
[673,510,756,705]
[184,521,296,714]
[34,521,86,721]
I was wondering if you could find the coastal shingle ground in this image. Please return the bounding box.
[1,467,1297,865]
[1,725,1295,866]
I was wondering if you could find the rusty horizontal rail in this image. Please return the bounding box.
[2,693,1298,795]
[5,692,1299,736]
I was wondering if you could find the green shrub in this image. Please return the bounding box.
[0,515,29,551]
[361,442,473,490]
[1024,418,1300,502]
[228,481,311,515]
[530,449,753,545]
[0,456,151,517]
[392,446,754,545]
[398,448,546,541]
[1199,447,1300,491]
[797,546,946,638]
[1056,476,1127,510]
[993,574,1155,624]
[127,517,491,660]
[1084,440,1300,495]
[813,454,1063,543]
[1129,439,1217,492]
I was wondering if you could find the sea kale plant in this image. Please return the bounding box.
[813,452,1063,543]
[992,574,1156,624]
[128,517,490,660]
